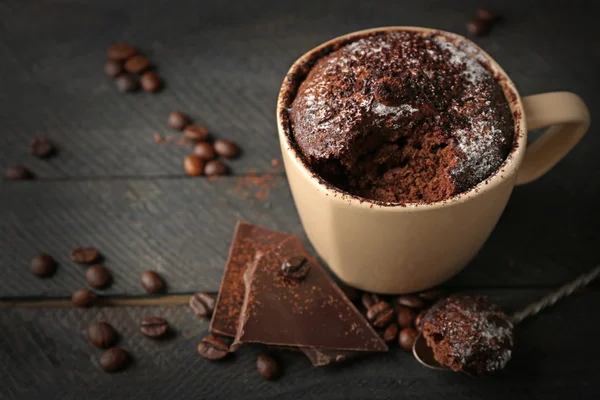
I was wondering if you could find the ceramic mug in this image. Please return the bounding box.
[276,27,590,294]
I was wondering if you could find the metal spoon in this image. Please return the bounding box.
[413,265,600,371]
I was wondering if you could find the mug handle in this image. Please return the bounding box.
[516,92,590,185]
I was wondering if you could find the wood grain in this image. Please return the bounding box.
[1,176,600,298]
[0,0,597,178]
[1,289,599,399]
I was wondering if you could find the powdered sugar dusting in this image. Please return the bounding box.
[372,102,418,116]
[434,38,488,84]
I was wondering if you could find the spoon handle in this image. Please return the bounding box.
[510,265,600,325]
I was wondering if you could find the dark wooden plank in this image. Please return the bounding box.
[1,176,600,298]
[1,289,599,399]
[0,0,598,177]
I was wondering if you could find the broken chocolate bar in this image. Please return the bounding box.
[232,236,387,354]
[210,221,289,337]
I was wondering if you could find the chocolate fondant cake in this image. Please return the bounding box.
[289,31,514,203]
[421,295,514,376]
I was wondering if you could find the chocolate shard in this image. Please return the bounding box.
[210,221,290,337]
[232,236,388,356]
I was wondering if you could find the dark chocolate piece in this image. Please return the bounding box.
[210,221,290,337]
[232,236,388,355]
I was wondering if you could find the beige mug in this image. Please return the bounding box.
[277,27,590,294]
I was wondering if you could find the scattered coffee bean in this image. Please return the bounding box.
[341,286,361,302]
[366,301,394,328]
[88,322,117,349]
[4,165,31,180]
[124,54,151,74]
[183,155,205,176]
[256,352,279,380]
[29,253,57,277]
[414,311,425,333]
[396,305,416,328]
[361,292,380,309]
[183,125,209,142]
[193,142,216,160]
[204,160,228,176]
[85,265,112,289]
[115,73,138,92]
[29,137,55,158]
[140,316,169,338]
[104,59,123,77]
[197,336,229,360]
[72,289,96,308]
[140,71,161,92]
[382,322,399,343]
[107,43,137,61]
[280,255,310,280]
[168,111,189,130]
[189,292,215,318]
[99,348,130,373]
[467,18,490,36]
[396,295,425,309]
[140,270,164,294]
[70,247,99,264]
[476,7,498,22]
[213,139,240,159]
[398,327,417,351]
[418,289,442,302]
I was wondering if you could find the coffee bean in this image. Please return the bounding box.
[280,255,310,280]
[183,155,205,176]
[382,322,399,343]
[88,322,117,349]
[140,71,161,93]
[361,292,380,309]
[213,139,240,159]
[70,247,99,264]
[398,327,417,351]
[168,111,189,130]
[476,8,498,22]
[189,292,215,318]
[72,289,96,308]
[396,295,425,309]
[341,286,361,302]
[115,73,138,92]
[29,137,55,158]
[107,43,137,61]
[99,348,130,373]
[184,125,209,142]
[140,270,164,294]
[414,311,425,333]
[104,59,123,77]
[124,54,151,74]
[193,142,216,160]
[197,336,229,360]
[204,160,228,176]
[30,253,57,277]
[418,289,442,302]
[467,18,491,36]
[366,301,394,328]
[396,305,416,328]
[140,317,169,338]
[256,352,279,380]
[85,265,112,289]
[4,165,31,180]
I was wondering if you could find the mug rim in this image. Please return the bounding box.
[277,26,527,211]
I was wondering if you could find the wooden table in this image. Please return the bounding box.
[1,0,599,398]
